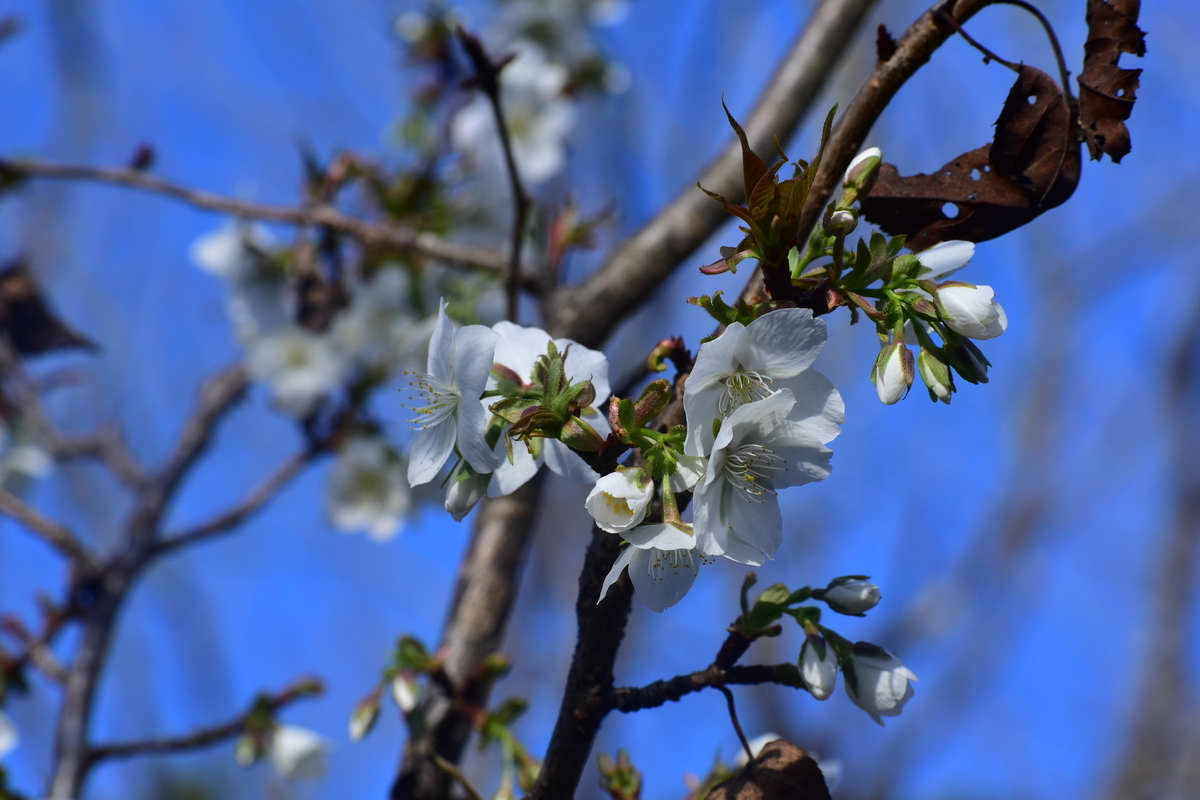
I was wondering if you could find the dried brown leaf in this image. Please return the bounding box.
[0,262,98,356]
[706,740,831,800]
[860,66,1080,250]
[1078,0,1145,163]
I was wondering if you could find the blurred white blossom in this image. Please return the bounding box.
[269,725,328,781]
[332,268,428,370]
[247,326,347,416]
[326,436,411,541]
[190,223,272,282]
[0,709,17,758]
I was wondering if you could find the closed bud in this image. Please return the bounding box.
[799,636,838,700]
[844,643,917,726]
[391,672,420,713]
[823,207,858,237]
[944,340,990,384]
[350,687,382,742]
[819,577,881,615]
[917,348,954,404]
[235,732,265,766]
[558,416,606,452]
[844,146,882,194]
[871,343,913,405]
[632,379,672,425]
[445,461,489,521]
[934,282,1008,340]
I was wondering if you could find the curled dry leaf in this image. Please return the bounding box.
[706,740,831,800]
[0,261,99,356]
[860,66,1080,250]
[1078,0,1145,163]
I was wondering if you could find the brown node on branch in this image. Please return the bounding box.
[876,24,897,63]
[860,65,1080,250]
[1078,0,1145,163]
[706,740,831,800]
[0,261,99,356]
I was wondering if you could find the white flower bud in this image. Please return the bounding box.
[844,147,882,192]
[0,709,18,758]
[844,643,918,726]
[822,578,881,615]
[934,283,1008,340]
[391,673,420,713]
[349,689,382,742]
[585,468,653,533]
[872,343,913,405]
[824,208,858,237]
[445,462,490,522]
[799,637,837,700]
[917,348,954,404]
[269,725,328,781]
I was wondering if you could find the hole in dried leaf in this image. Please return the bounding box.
[1116,88,1126,97]
[969,168,982,181]
[941,202,960,219]
[1026,94,1037,104]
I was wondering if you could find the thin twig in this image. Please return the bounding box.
[716,686,754,765]
[153,448,317,558]
[0,158,509,273]
[87,679,322,765]
[456,28,529,323]
[433,756,488,800]
[0,487,97,569]
[0,617,68,683]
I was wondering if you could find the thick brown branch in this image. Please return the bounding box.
[87,679,320,765]
[152,448,316,558]
[0,486,97,569]
[0,158,508,273]
[545,0,880,347]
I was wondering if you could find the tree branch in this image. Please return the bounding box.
[545,0,881,347]
[86,679,321,765]
[152,447,317,558]
[612,663,803,713]
[0,487,97,569]
[0,158,509,274]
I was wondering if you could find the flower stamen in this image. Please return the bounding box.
[404,371,458,429]
[645,547,696,581]
[723,443,786,502]
[719,371,774,415]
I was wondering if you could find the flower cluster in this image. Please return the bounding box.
[590,307,844,612]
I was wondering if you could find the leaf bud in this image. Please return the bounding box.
[558,416,606,452]
[632,379,672,425]
[598,750,642,800]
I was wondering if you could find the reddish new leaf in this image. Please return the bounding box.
[1078,0,1145,163]
[706,740,831,800]
[723,99,769,204]
[860,66,1080,250]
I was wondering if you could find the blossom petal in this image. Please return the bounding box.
[598,545,636,604]
[719,530,768,567]
[916,240,974,280]
[683,384,724,456]
[773,369,844,444]
[544,438,600,484]
[456,392,500,475]
[736,308,827,378]
[487,438,541,497]
[723,483,783,559]
[721,389,796,447]
[407,417,457,486]
[629,547,699,612]
[427,299,454,379]
[686,322,744,397]
[491,321,552,384]
[453,325,500,399]
[625,522,696,551]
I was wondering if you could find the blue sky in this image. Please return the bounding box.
[2,1,1198,798]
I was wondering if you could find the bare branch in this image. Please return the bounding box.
[156,365,251,502]
[611,663,803,713]
[0,157,509,273]
[545,0,881,346]
[0,616,69,683]
[153,448,316,558]
[0,486,97,569]
[87,679,323,765]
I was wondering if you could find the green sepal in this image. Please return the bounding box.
[632,379,672,425]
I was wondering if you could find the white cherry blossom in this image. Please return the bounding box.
[872,342,913,405]
[485,321,610,496]
[269,725,328,781]
[914,239,976,281]
[692,390,837,564]
[585,468,652,533]
[844,645,918,726]
[246,326,348,416]
[822,578,881,616]
[935,283,1008,340]
[598,522,700,612]
[451,41,575,185]
[326,436,411,541]
[406,301,501,486]
[190,223,272,282]
[684,307,842,457]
